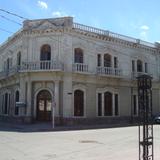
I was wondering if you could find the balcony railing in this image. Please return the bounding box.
[97,67,122,77]
[131,71,151,79]
[21,60,64,71]
[0,66,20,79]
[73,63,89,73]
[0,61,64,80]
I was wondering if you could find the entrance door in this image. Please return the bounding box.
[74,90,84,116]
[37,90,52,121]
[104,92,112,116]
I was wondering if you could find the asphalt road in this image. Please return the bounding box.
[0,124,160,160]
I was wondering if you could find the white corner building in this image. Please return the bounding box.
[0,17,160,125]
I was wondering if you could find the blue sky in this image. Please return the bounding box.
[0,0,160,44]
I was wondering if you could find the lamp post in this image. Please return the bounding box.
[137,74,153,160]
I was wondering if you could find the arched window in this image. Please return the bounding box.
[104,54,111,67]
[137,60,143,72]
[15,91,19,115]
[104,92,112,116]
[74,90,84,116]
[17,52,21,66]
[74,48,83,63]
[40,44,51,61]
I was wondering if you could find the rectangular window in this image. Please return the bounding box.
[145,62,148,73]
[115,94,119,116]
[1,95,3,114]
[7,58,10,70]
[8,94,10,115]
[97,54,101,66]
[4,93,8,114]
[98,93,102,116]
[114,57,118,68]
[132,60,135,72]
[2,95,4,114]
[133,95,137,115]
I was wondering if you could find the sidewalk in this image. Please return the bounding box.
[0,121,137,132]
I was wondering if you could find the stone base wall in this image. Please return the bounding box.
[0,115,139,127]
[58,116,138,126]
[0,115,33,124]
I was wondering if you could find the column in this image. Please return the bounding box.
[19,76,26,116]
[26,79,32,117]
[112,93,115,116]
[63,75,72,117]
[101,54,104,67]
[54,80,59,116]
[135,60,137,72]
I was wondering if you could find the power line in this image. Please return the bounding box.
[0,15,22,26]
[0,15,159,73]
[0,27,13,34]
[0,8,28,20]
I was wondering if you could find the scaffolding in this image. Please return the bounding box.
[137,75,153,160]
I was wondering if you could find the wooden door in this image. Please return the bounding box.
[74,90,84,116]
[37,90,52,121]
[104,92,112,116]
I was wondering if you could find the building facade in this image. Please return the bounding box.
[0,17,160,125]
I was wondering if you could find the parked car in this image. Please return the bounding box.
[154,114,160,124]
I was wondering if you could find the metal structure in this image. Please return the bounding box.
[137,75,153,160]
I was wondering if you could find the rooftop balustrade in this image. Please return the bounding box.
[73,23,156,48]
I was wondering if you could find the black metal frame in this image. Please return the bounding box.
[137,75,153,160]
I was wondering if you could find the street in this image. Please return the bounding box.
[0,124,160,160]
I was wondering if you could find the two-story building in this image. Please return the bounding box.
[0,17,160,125]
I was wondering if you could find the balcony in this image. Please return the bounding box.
[97,67,122,77]
[0,66,20,80]
[73,63,89,73]
[21,60,64,72]
[0,61,64,80]
[131,71,151,79]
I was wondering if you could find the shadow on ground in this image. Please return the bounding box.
[0,122,139,133]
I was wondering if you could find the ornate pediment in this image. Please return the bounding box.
[23,17,73,30]
[36,20,59,30]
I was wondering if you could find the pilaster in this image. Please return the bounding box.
[26,77,32,117]
[19,75,26,116]
[54,80,59,116]
[63,75,72,117]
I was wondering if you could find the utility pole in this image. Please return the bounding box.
[137,74,153,160]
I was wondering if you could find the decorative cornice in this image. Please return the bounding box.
[1,21,160,56]
[0,30,23,52]
[72,29,159,55]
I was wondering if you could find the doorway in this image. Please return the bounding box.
[36,90,52,121]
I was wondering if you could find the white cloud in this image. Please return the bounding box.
[140,31,147,40]
[52,11,75,18]
[139,25,149,40]
[52,11,68,17]
[37,1,48,9]
[140,25,149,30]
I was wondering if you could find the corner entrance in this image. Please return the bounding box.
[36,90,52,121]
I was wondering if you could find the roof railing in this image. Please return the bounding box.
[73,23,156,48]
